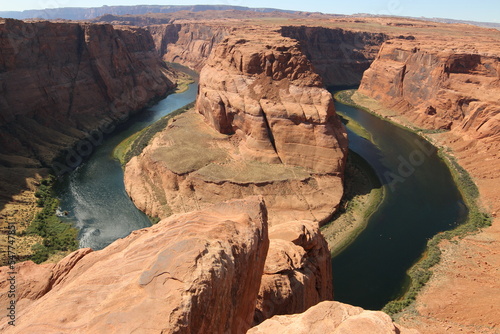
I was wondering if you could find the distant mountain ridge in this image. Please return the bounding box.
[353,13,500,30]
[0,5,297,20]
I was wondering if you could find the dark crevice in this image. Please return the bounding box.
[261,109,282,163]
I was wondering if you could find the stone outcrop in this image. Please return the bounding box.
[249,301,420,334]
[280,26,387,86]
[125,29,347,225]
[148,23,231,71]
[0,18,176,205]
[354,29,500,333]
[0,197,269,333]
[358,39,500,138]
[196,30,347,173]
[255,220,333,324]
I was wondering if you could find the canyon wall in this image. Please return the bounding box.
[280,26,387,86]
[357,36,500,333]
[358,39,500,137]
[0,197,269,333]
[0,18,175,204]
[255,220,332,324]
[0,197,417,333]
[125,29,348,226]
[148,23,231,71]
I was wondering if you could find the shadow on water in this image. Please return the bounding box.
[331,93,468,310]
[56,74,198,251]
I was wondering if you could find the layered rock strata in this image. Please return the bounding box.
[280,26,387,86]
[125,30,348,225]
[0,18,176,203]
[358,39,500,137]
[355,36,500,333]
[148,23,231,71]
[196,30,348,173]
[249,301,420,334]
[0,197,269,333]
[255,220,333,324]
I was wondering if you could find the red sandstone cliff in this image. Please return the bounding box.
[125,29,348,225]
[0,197,418,333]
[0,18,176,204]
[280,26,387,86]
[255,221,333,324]
[196,29,347,173]
[0,197,269,333]
[356,36,500,333]
[358,39,500,137]
[148,23,231,71]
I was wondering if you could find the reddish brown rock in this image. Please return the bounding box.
[0,197,269,333]
[125,29,347,226]
[355,33,500,334]
[124,109,344,225]
[148,23,231,71]
[196,30,348,173]
[280,26,387,86]
[255,221,333,324]
[358,39,500,138]
[249,301,420,334]
[0,18,176,214]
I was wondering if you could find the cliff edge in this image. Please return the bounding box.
[125,28,348,225]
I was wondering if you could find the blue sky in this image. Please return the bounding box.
[1,0,499,23]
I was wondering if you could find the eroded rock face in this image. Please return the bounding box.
[196,30,348,174]
[249,301,420,334]
[125,29,347,225]
[280,26,387,86]
[0,18,176,206]
[255,221,333,324]
[358,39,500,138]
[124,110,344,225]
[148,23,231,71]
[0,197,269,334]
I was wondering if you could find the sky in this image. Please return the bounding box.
[1,0,499,23]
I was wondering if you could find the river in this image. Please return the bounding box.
[56,79,198,250]
[331,95,467,310]
[56,83,467,310]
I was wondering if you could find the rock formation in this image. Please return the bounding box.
[249,301,420,334]
[358,39,500,137]
[0,197,416,334]
[124,29,348,225]
[196,30,348,173]
[280,26,387,86]
[0,18,176,205]
[354,31,500,333]
[0,197,269,333]
[255,220,333,324]
[148,23,231,71]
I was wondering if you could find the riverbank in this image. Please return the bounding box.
[113,102,195,165]
[321,150,384,257]
[336,90,497,331]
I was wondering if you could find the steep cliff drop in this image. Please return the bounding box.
[0,197,269,333]
[0,197,417,333]
[355,36,500,333]
[148,23,231,71]
[124,28,348,226]
[0,18,177,260]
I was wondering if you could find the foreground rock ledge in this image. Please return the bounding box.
[0,197,269,333]
[249,301,420,334]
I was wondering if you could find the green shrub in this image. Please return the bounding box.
[26,176,79,264]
